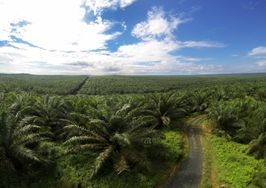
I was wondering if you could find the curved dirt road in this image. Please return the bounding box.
[166,119,202,188]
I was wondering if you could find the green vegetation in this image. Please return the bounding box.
[161,130,183,161]
[208,97,266,159]
[0,73,265,187]
[201,132,216,188]
[53,130,183,188]
[0,74,87,94]
[79,74,266,95]
[64,103,162,178]
[0,93,185,188]
[207,135,265,188]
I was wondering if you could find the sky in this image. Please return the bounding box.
[0,0,266,75]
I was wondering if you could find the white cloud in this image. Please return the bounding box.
[116,40,178,61]
[179,41,225,48]
[248,46,266,70]
[0,40,223,75]
[132,7,190,41]
[131,7,224,49]
[256,60,266,67]
[85,0,137,16]
[0,0,124,51]
[113,40,222,74]
[0,4,225,75]
[248,46,266,57]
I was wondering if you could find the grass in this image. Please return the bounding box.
[200,119,266,188]
[206,135,264,188]
[161,130,184,161]
[200,119,219,188]
[201,135,217,188]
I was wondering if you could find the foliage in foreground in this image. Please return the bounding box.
[0,92,185,187]
[207,135,265,188]
[36,130,183,188]
[64,103,162,178]
[0,110,50,187]
[208,97,266,159]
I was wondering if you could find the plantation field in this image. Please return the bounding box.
[0,73,266,96]
[79,74,266,95]
[0,73,265,188]
[0,74,88,95]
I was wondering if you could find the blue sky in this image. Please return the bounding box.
[0,0,266,75]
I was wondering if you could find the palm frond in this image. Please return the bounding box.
[91,146,113,178]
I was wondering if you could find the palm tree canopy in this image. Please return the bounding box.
[64,102,161,177]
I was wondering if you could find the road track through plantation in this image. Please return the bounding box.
[69,76,89,95]
[166,118,202,188]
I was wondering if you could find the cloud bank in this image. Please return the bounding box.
[0,0,225,75]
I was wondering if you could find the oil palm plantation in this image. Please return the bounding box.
[142,93,186,129]
[64,102,161,177]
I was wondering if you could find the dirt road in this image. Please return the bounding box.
[166,119,202,188]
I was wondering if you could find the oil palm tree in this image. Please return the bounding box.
[142,93,186,129]
[235,105,265,143]
[208,100,242,137]
[64,103,160,177]
[242,105,266,158]
[24,96,68,137]
[190,90,210,113]
[0,111,47,175]
[255,88,266,101]
[246,133,266,159]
